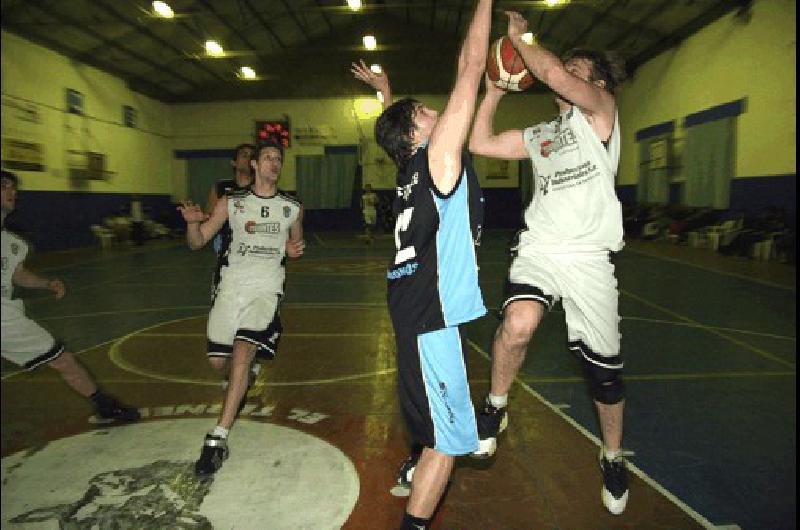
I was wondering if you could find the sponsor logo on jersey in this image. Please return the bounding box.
[387,261,418,280]
[10,242,19,255]
[283,206,291,218]
[398,172,419,201]
[245,220,281,234]
[233,199,246,215]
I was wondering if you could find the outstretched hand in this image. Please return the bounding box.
[505,11,528,39]
[286,239,306,258]
[350,59,390,93]
[177,201,207,224]
[48,279,66,299]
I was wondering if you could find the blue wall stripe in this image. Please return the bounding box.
[684,99,747,127]
[635,121,675,142]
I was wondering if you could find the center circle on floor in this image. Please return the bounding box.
[1,419,359,529]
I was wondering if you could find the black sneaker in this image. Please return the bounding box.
[470,396,508,458]
[195,434,229,477]
[95,398,141,423]
[600,452,629,515]
[390,450,421,497]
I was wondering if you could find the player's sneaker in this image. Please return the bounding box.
[470,396,508,458]
[390,450,421,497]
[195,434,229,477]
[93,395,140,423]
[600,452,629,515]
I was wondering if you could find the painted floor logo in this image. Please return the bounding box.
[1,419,359,529]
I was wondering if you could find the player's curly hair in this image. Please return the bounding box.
[562,48,627,94]
[375,98,419,172]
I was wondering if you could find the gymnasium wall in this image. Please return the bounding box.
[1,30,175,248]
[615,0,796,218]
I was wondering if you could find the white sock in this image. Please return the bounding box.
[210,425,229,439]
[488,393,508,409]
[603,447,621,461]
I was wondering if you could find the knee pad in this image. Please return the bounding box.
[584,360,625,404]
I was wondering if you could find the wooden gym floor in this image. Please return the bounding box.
[1,230,795,529]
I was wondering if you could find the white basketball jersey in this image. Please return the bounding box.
[219,189,301,293]
[521,106,623,253]
[1,229,28,306]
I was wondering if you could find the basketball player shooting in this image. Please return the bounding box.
[468,11,631,515]
[353,1,492,529]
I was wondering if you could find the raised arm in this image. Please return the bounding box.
[178,195,228,250]
[205,184,220,216]
[351,59,392,109]
[428,0,493,195]
[469,75,528,160]
[505,12,614,129]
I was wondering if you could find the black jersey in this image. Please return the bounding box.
[215,179,242,199]
[387,145,486,335]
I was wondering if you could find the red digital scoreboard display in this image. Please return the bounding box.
[256,120,290,148]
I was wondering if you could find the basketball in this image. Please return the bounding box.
[486,37,535,92]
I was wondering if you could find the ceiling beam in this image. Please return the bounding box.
[563,0,624,51]
[312,0,334,33]
[627,0,750,72]
[193,0,273,77]
[279,0,311,42]
[95,1,228,84]
[241,0,286,48]
[25,2,197,91]
[604,0,673,50]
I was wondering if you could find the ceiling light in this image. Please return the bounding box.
[205,40,224,56]
[544,0,565,6]
[376,91,384,103]
[152,1,174,18]
[362,35,377,50]
[240,66,256,79]
[347,0,362,11]
[521,32,535,45]
[370,64,382,74]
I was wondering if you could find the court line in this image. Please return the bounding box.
[138,332,382,338]
[36,302,387,322]
[510,370,796,384]
[624,247,795,291]
[108,315,396,387]
[0,338,118,381]
[312,233,326,247]
[620,289,796,369]
[467,338,717,530]
[31,242,183,272]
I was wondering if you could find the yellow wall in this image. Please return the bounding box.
[1,31,173,194]
[616,0,796,185]
[4,0,794,201]
[170,91,559,195]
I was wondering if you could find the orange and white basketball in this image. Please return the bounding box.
[486,37,535,92]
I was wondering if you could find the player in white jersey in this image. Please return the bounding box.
[1,171,140,423]
[468,11,631,515]
[178,140,305,476]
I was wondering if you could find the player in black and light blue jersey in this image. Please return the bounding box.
[360,1,493,528]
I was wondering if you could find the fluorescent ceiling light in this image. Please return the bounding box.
[152,1,174,18]
[240,66,256,79]
[544,0,565,6]
[362,35,377,50]
[521,33,534,45]
[370,64,382,74]
[376,91,384,103]
[347,0,362,11]
[205,40,224,56]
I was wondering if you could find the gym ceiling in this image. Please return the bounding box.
[0,0,753,102]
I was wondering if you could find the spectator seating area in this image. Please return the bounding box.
[623,204,796,264]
